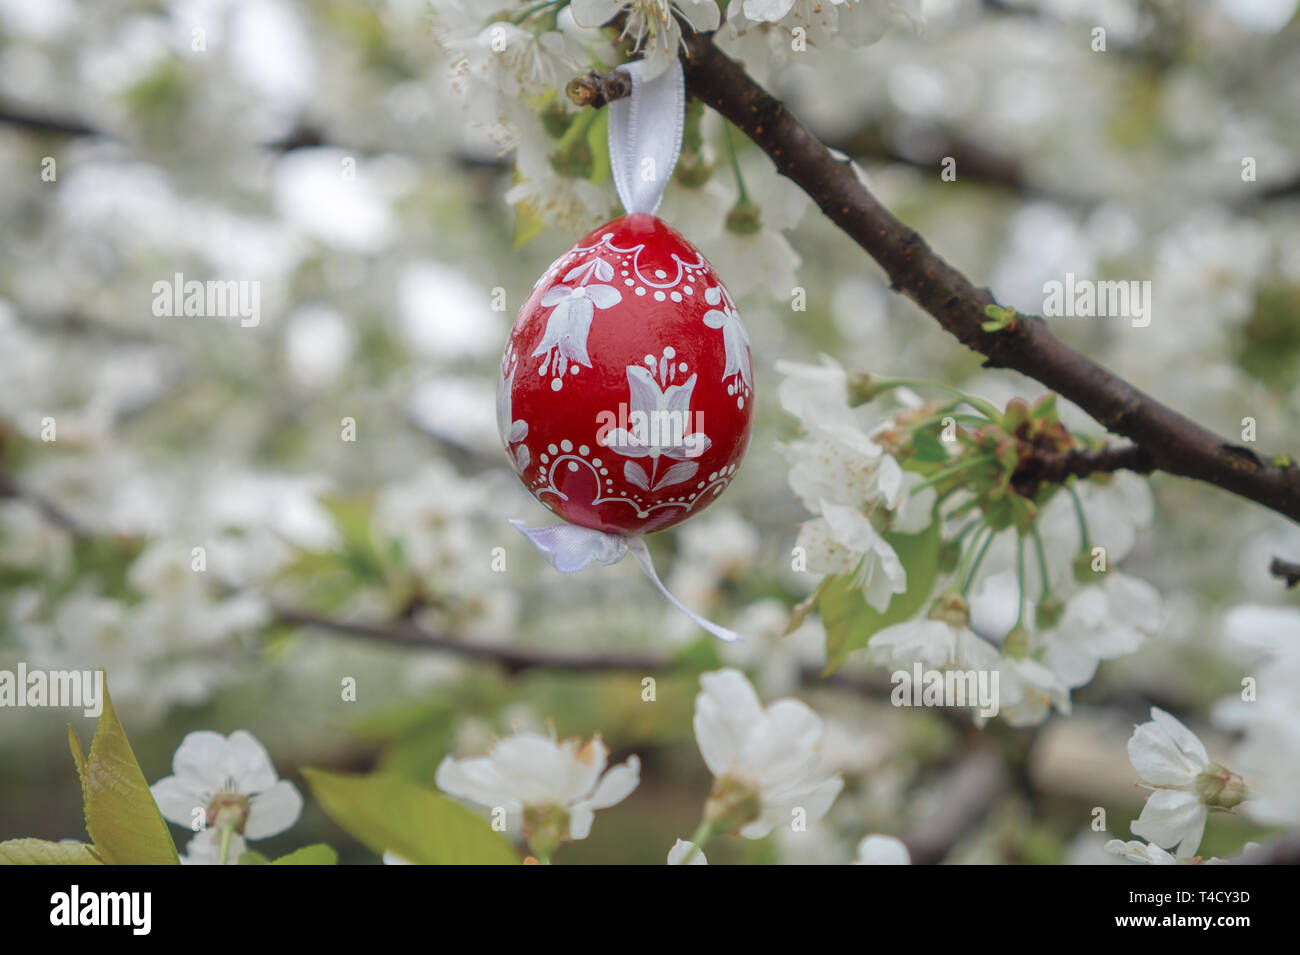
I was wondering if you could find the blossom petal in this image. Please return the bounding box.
[585,755,641,809]
[244,779,303,839]
[742,0,796,23]
[738,699,823,791]
[693,668,764,777]
[224,730,280,793]
[1148,707,1210,765]
[491,733,601,804]
[739,773,842,839]
[569,0,626,29]
[150,776,207,828]
[568,805,596,841]
[1130,788,1207,858]
[1105,839,1177,865]
[678,0,722,32]
[435,754,524,812]
[170,730,230,790]
[1127,707,1208,787]
[870,619,957,668]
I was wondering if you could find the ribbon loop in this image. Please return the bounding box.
[607,59,686,216]
[513,521,741,642]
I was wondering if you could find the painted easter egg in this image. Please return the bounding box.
[497,213,754,535]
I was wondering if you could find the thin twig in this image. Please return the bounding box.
[0,475,90,540]
[1012,443,1154,496]
[273,600,901,698]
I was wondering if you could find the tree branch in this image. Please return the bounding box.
[569,36,1300,527]
[270,602,922,706]
[1013,443,1154,495]
[1269,557,1300,589]
[271,603,667,674]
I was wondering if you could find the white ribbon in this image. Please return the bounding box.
[511,521,742,642]
[607,58,686,216]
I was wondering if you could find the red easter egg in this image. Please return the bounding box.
[497,213,754,535]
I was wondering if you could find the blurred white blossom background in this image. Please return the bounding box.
[2,0,1299,864]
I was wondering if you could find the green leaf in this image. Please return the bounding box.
[318,495,387,584]
[1029,393,1058,421]
[304,769,517,865]
[271,844,338,865]
[0,839,104,865]
[71,681,180,865]
[821,517,943,673]
[981,304,1017,332]
[910,429,951,464]
[68,725,87,785]
[238,850,271,865]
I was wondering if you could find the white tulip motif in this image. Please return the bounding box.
[532,257,622,390]
[603,362,712,492]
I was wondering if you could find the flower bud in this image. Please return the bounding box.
[704,773,762,833]
[676,153,714,188]
[927,590,970,628]
[1035,593,1065,630]
[1195,764,1248,809]
[724,198,763,236]
[1073,549,1103,584]
[1002,625,1031,659]
[846,373,877,407]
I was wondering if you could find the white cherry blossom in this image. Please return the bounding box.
[150,731,303,852]
[1039,571,1163,688]
[1126,707,1244,859]
[692,668,843,838]
[436,731,640,855]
